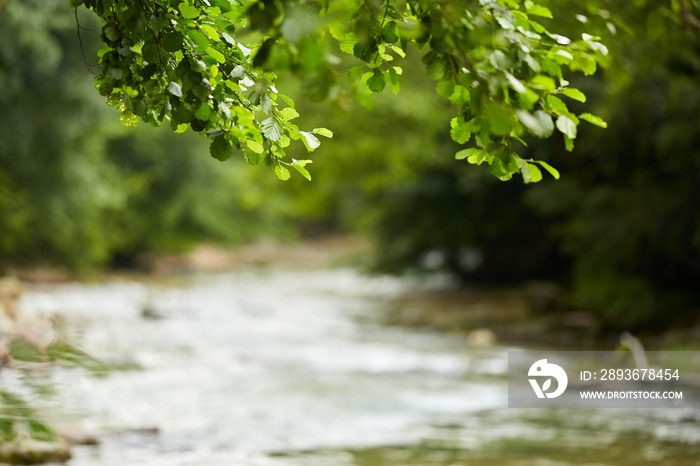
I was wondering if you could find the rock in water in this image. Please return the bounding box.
[0,431,71,465]
[0,276,22,319]
[468,328,496,346]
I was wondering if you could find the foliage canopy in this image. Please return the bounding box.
[0,1,288,273]
[73,0,609,182]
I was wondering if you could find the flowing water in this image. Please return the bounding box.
[13,268,700,465]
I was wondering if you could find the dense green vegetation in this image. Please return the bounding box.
[0,0,291,272]
[0,0,699,453]
[0,0,699,331]
[371,0,700,330]
[78,0,610,182]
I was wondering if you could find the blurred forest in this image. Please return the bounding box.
[0,0,699,332]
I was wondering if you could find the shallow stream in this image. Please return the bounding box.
[14,268,700,465]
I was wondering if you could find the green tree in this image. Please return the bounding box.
[103,125,297,262]
[0,0,125,272]
[0,0,296,272]
[73,0,610,182]
[547,0,700,329]
[367,0,700,331]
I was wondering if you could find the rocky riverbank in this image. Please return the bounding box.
[0,276,73,465]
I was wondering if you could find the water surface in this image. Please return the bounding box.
[16,268,700,465]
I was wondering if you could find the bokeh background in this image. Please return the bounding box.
[2,0,698,333]
[2,0,700,464]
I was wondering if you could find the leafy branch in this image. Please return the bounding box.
[72,0,608,183]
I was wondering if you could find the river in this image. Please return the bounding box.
[14,267,700,465]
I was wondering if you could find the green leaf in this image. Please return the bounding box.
[9,339,44,362]
[527,4,553,18]
[518,89,540,110]
[1,391,31,415]
[389,45,406,58]
[523,53,541,72]
[103,25,119,41]
[366,69,386,93]
[230,65,245,79]
[490,156,515,181]
[546,95,570,116]
[222,32,236,46]
[260,117,282,141]
[238,42,252,57]
[162,32,183,52]
[353,39,377,61]
[579,112,608,128]
[526,163,543,183]
[536,160,561,179]
[340,35,360,55]
[456,148,488,165]
[449,85,470,105]
[564,135,575,151]
[292,161,312,180]
[46,342,108,375]
[455,148,474,160]
[120,112,139,127]
[559,88,586,103]
[483,105,513,136]
[424,53,446,80]
[436,79,455,98]
[386,67,400,94]
[328,21,345,40]
[246,140,264,154]
[347,65,364,83]
[206,128,224,139]
[516,110,554,138]
[193,60,207,73]
[107,67,123,80]
[178,2,199,19]
[553,49,574,64]
[517,158,531,183]
[556,115,577,139]
[516,158,543,183]
[186,29,210,50]
[200,24,220,41]
[27,420,56,442]
[0,417,13,441]
[274,165,291,180]
[506,73,527,94]
[279,107,299,121]
[166,82,183,97]
[450,117,472,144]
[312,128,333,138]
[206,47,226,64]
[530,75,556,91]
[210,136,232,161]
[300,131,321,151]
[142,42,160,63]
[195,103,211,121]
[246,152,260,166]
[260,94,272,114]
[382,21,398,43]
[570,54,597,75]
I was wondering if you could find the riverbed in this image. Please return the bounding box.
[14,267,700,465]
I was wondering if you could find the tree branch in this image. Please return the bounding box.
[75,8,98,75]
